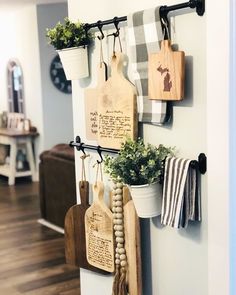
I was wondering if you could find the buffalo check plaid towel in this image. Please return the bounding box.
[161,157,201,228]
[127,7,168,125]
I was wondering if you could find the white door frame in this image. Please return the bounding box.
[229,0,236,294]
[207,0,230,294]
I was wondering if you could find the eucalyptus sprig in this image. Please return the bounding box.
[46,17,94,50]
[104,138,175,186]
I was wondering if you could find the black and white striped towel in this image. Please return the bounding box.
[161,157,201,228]
[127,7,168,125]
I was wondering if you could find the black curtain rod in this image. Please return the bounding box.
[70,136,119,154]
[70,136,207,174]
[85,0,205,30]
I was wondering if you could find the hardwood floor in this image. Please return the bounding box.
[0,177,80,295]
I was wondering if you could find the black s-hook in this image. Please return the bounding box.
[97,20,104,40]
[113,17,120,37]
[96,146,103,164]
[80,143,86,156]
[160,11,170,40]
[107,17,122,54]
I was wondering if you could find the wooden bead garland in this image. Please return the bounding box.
[112,182,128,295]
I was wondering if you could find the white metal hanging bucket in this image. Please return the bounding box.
[58,46,89,80]
[128,182,162,218]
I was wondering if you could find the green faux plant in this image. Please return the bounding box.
[104,138,175,186]
[46,17,94,50]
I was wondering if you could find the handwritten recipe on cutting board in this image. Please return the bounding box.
[97,52,137,149]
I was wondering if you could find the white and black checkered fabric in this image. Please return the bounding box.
[127,7,168,125]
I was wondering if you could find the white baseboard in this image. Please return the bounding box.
[37,218,64,234]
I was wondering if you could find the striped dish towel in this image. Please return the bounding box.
[127,7,168,125]
[161,157,201,228]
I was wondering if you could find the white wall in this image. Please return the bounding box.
[0,12,18,112]
[37,3,74,151]
[14,5,44,156]
[68,1,208,295]
[14,3,73,155]
[0,3,73,168]
[0,5,44,163]
[143,12,207,295]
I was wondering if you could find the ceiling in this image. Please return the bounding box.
[0,0,66,10]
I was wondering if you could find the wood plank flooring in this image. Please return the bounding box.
[0,177,80,295]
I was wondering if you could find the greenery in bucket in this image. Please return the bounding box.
[104,138,175,186]
[46,17,94,50]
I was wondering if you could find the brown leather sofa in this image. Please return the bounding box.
[39,144,76,228]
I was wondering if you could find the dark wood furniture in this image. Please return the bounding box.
[39,144,76,228]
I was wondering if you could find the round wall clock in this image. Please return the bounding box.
[50,55,72,94]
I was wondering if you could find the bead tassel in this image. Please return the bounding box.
[112,265,120,295]
[119,267,127,295]
[111,182,128,295]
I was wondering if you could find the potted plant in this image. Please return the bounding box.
[104,138,175,218]
[46,17,94,80]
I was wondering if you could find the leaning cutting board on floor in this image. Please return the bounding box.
[123,186,142,295]
[148,39,185,101]
[84,181,114,272]
[84,62,107,140]
[98,52,137,149]
[64,181,107,274]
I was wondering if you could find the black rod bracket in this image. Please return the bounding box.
[198,153,207,174]
[159,0,205,18]
[192,0,205,16]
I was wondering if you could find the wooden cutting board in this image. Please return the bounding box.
[98,52,137,149]
[123,187,142,295]
[148,39,185,101]
[64,181,106,274]
[84,62,107,140]
[84,181,114,272]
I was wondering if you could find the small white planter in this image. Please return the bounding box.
[57,46,89,80]
[128,182,162,218]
